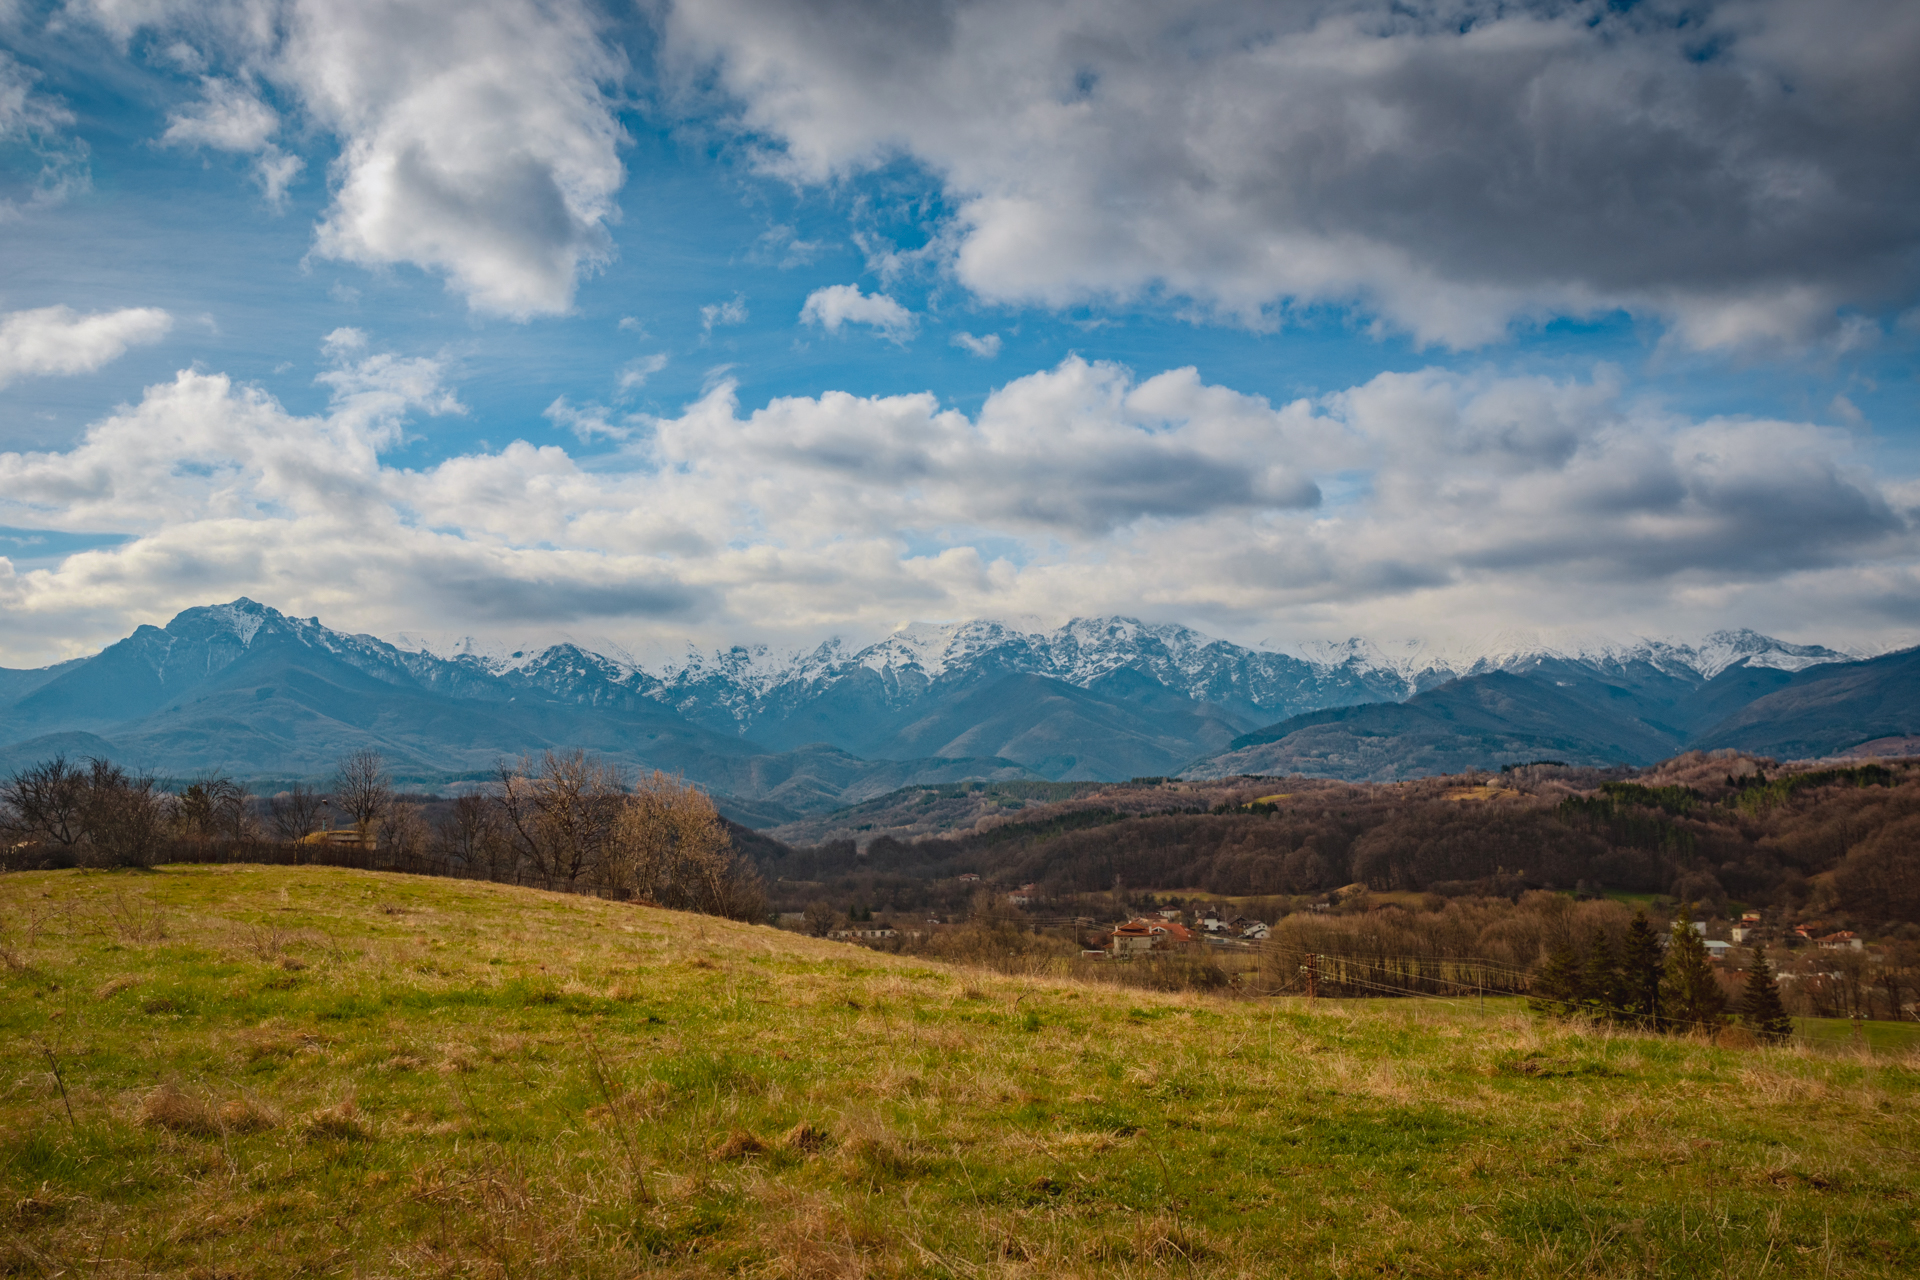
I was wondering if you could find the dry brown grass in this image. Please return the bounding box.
[711,1128,768,1160]
[298,1097,368,1141]
[219,1097,279,1133]
[780,1121,833,1153]
[136,1084,215,1137]
[136,1083,279,1137]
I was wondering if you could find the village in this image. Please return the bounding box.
[802,886,1915,1023]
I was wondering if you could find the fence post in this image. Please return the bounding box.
[1305,952,1317,1002]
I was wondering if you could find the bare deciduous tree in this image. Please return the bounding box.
[614,771,763,919]
[269,784,327,842]
[2,755,89,850]
[382,801,433,871]
[435,792,511,880]
[331,749,394,841]
[77,758,173,869]
[495,751,627,889]
[177,773,251,844]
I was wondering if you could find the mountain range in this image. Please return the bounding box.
[0,599,1912,824]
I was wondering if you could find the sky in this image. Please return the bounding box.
[0,0,1918,668]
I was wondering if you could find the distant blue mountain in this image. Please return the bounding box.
[1193,647,1920,781]
[0,599,1901,814]
[0,601,1034,822]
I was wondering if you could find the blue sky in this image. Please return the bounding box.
[1,0,1917,666]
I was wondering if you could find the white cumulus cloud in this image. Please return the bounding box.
[1,348,1915,665]
[800,283,915,341]
[700,294,748,333]
[79,0,628,317]
[162,77,279,152]
[617,353,668,394]
[161,76,305,207]
[0,305,173,389]
[950,331,1000,358]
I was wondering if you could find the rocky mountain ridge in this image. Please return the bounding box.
[397,614,1867,737]
[0,600,1905,814]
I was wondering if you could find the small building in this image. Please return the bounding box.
[1240,921,1271,941]
[1157,907,1183,921]
[829,925,900,942]
[1107,918,1195,956]
[1703,940,1733,960]
[1818,931,1864,951]
[299,828,375,851]
[958,873,980,883]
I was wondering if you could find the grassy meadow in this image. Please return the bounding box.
[2,865,1917,1278]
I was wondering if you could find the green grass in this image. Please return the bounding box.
[1792,1015,1920,1054]
[3,865,1917,1278]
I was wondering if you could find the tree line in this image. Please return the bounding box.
[1527,904,1794,1042]
[756,755,1920,931]
[0,749,764,921]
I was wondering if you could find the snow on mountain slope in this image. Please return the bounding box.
[378,614,1873,735]
[4,600,1896,794]
[102,600,1875,749]
[1279,628,1863,691]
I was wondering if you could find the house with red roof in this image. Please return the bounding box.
[1105,918,1195,956]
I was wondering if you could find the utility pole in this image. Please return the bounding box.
[1305,952,1318,1003]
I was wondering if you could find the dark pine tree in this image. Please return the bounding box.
[1529,943,1586,1018]
[1663,903,1727,1035]
[1620,910,1665,1030]
[1582,931,1624,1022]
[1737,944,1795,1044]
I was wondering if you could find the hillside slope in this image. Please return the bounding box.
[1189,647,1920,782]
[2,865,1914,1278]
[1190,670,1682,779]
[1693,645,1920,758]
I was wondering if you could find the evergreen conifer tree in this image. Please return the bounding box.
[1620,910,1664,1029]
[1529,943,1586,1018]
[1582,931,1622,1022]
[1662,903,1726,1034]
[1737,944,1794,1044]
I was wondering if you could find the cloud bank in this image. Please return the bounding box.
[665,0,1920,348]
[0,345,1913,664]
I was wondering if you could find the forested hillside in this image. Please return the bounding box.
[755,753,1920,932]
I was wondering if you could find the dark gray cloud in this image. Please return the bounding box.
[665,0,1920,346]
[424,572,713,624]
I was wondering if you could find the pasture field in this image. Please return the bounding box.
[2,864,1916,1278]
